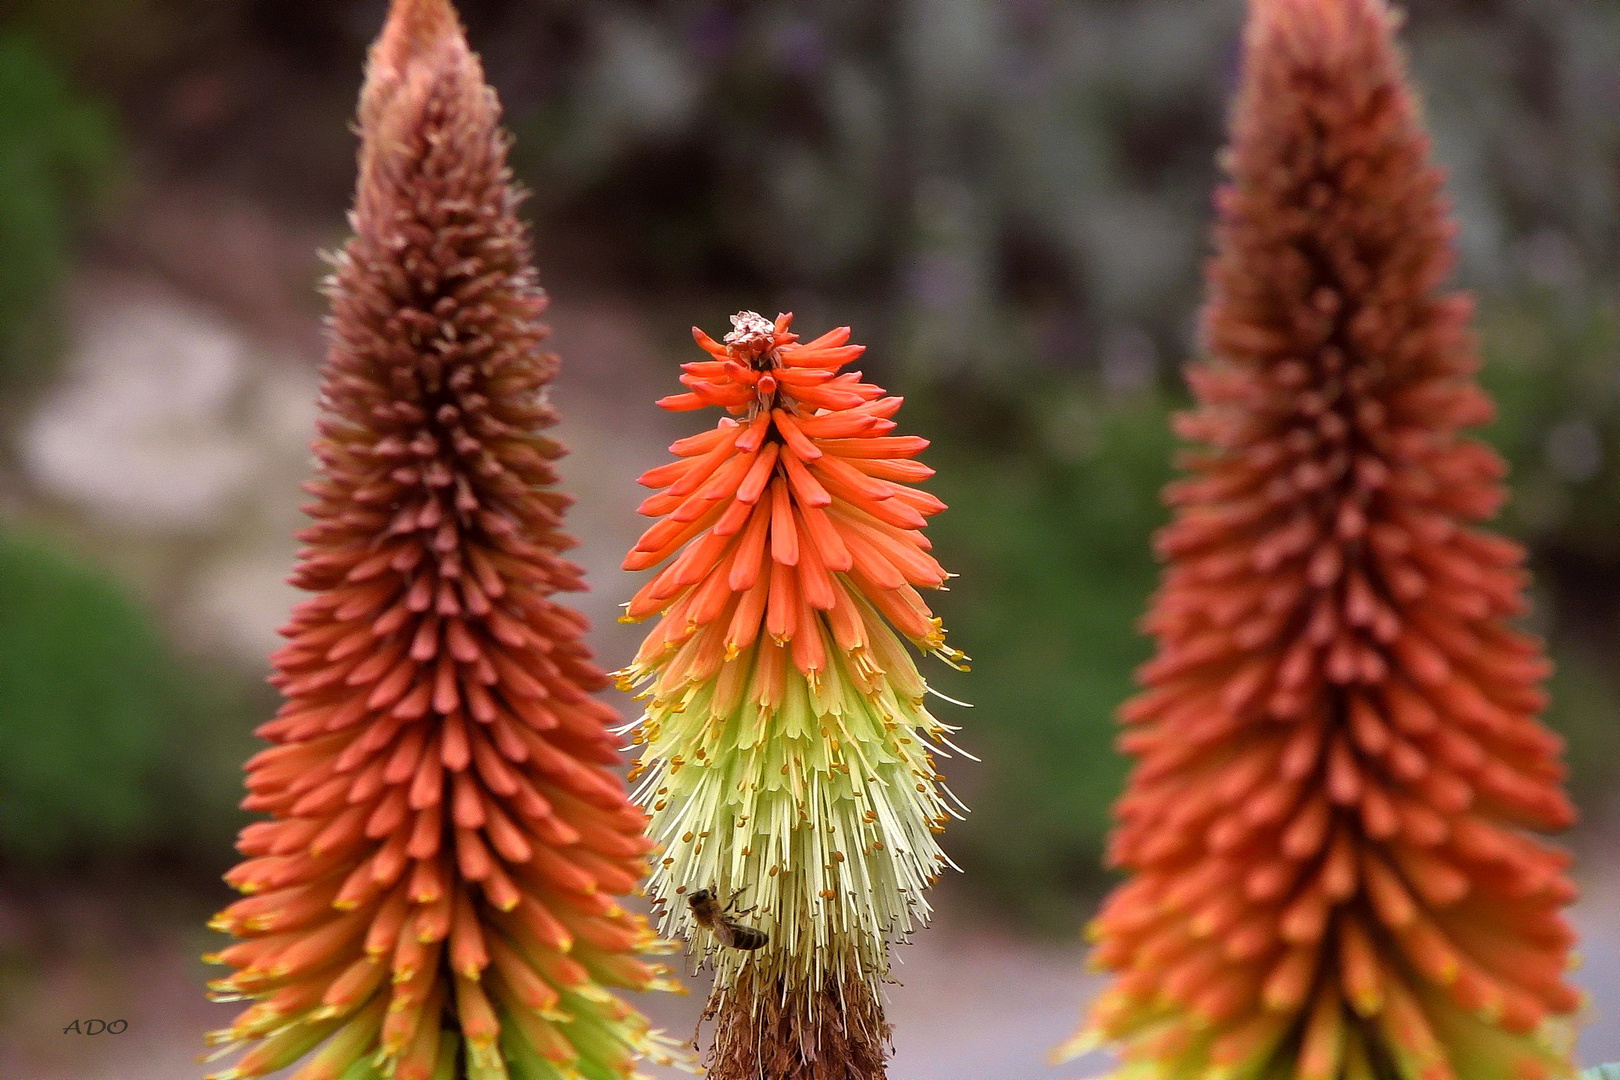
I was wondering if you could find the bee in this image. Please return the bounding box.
[687,887,768,951]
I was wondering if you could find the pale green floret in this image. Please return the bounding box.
[626,623,966,1008]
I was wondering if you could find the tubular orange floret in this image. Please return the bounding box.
[202,2,680,1079]
[1060,1,1580,1078]
[626,312,956,668]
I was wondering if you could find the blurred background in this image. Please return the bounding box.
[1,0,1618,1076]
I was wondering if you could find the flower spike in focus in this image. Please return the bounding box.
[622,311,969,1080]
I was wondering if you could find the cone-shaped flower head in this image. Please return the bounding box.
[1059,1,1581,1078]
[202,3,681,1078]
[620,312,969,1079]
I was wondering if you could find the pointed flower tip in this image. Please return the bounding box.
[358,0,474,144]
[370,0,464,83]
[1249,0,1394,53]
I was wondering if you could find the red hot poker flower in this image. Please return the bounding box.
[201,3,679,1079]
[620,311,969,1080]
[1058,1,1581,1079]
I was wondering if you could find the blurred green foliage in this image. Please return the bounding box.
[0,530,174,861]
[0,529,254,867]
[0,34,115,389]
[0,6,262,872]
[497,0,1240,363]
[916,378,1173,924]
[1478,288,1620,808]
[1479,290,1620,568]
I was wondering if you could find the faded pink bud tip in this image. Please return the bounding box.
[370,0,462,81]
[358,0,475,149]
[1248,0,1401,64]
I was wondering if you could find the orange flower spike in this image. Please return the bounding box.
[200,2,685,1079]
[1057,1,1580,1078]
[622,311,970,1080]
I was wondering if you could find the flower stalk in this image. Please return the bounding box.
[620,311,969,1080]
[1059,1,1582,1078]
[202,2,679,1078]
